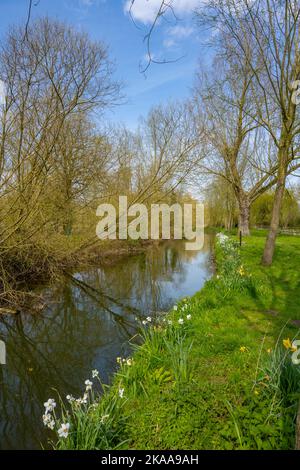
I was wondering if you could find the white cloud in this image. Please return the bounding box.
[168,25,194,38]
[79,0,106,6]
[124,0,200,24]
[163,25,194,49]
[163,38,176,48]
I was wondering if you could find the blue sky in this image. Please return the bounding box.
[0,0,209,129]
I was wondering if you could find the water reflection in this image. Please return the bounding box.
[0,237,213,449]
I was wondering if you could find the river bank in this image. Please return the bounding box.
[52,231,300,450]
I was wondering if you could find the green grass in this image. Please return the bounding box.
[53,232,300,450]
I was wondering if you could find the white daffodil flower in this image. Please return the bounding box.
[85,380,93,391]
[100,414,109,424]
[42,414,55,430]
[44,398,56,414]
[66,394,75,403]
[58,423,70,439]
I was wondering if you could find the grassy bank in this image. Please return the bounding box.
[49,232,300,450]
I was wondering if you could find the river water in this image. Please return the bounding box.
[0,237,213,449]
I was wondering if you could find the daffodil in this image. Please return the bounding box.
[283,338,293,350]
[238,266,245,276]
[239,346,247,353]
[186,314,192,321]
[44,398,56,414]
[58,423,70,439]
[82,393,88,404]
[100,414,109,424]
[178,318,184,325]
[85,380,93,391]
[66,394,75,403]
[42,414,55,430]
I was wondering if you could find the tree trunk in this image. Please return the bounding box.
[262,148,288,266]
[237,193,250,236]
[63,201,73,236]
[63,219,73,236]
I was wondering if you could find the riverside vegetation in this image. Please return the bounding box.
[1,0,300,452]
[42,231,300,450]
[2,1,300,311]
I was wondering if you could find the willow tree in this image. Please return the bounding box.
[197,0,300,264]
[193,48,279,236]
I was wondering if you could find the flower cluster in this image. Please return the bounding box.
[163,299,192,325]
[116,357,134,366]
[216,232,229,246]
[43,398,70,439]
[42,412,55,430]
[42,369,101,440]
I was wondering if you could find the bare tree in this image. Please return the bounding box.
[50,113,111,235]
[197,0,300,264]
[128,0,185,73]
[193,47,299,236]
[0,17,120,245]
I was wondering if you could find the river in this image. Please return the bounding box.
[0,236,213,449]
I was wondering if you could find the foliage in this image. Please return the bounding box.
[251,191,300,228]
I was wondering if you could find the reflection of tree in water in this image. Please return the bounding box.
[0,239,212,449]
[79,241,203,313]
